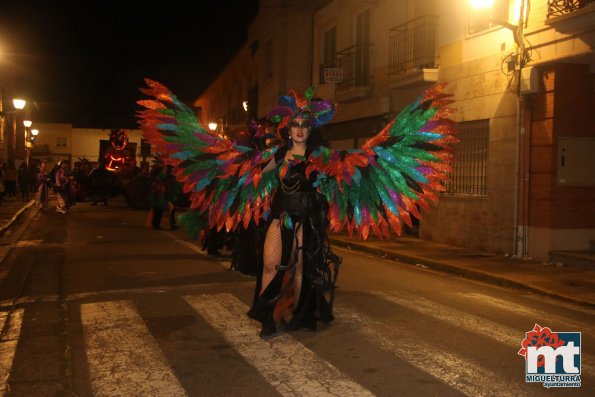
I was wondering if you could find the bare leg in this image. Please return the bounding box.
[261,219,282,295]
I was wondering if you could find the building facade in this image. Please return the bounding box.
[194,0,595,261]
[31,123,146,170]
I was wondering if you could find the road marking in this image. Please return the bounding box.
[371,290,595,376]
[184,293,374,397]
[0,281,255,308]
[334,304,532,397]
[81,300,187,397]
[0,308,24,394]
[457,292,595,332]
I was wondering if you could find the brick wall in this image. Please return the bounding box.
[529,63,595,228]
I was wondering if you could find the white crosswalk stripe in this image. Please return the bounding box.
[0,308,24,395]
[334,304,531,397]
[80,300,187,397]
[370,290,595,375]
[456,292,595,334]
[2,290,592,396]
[184,293,374,397]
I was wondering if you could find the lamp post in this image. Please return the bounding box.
[0,97,27,165]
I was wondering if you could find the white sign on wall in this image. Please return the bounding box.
[323,68,344,83]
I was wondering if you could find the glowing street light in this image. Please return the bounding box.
[12,98,26,110]
[31,129,39,136]
[208,122,218,131]
[23,120,32,128]
[469,0,495,9]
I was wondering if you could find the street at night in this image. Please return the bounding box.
[1,0,594,396]
[0,199,592,396]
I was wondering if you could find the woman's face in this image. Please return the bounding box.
[289,117,311,144]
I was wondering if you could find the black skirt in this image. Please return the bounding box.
[247,190,340,333]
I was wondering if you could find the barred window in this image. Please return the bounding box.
[445,119,489,196]
[468,0,509,35]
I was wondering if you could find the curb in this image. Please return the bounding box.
[0,200,36,236]
[330,238,595,310]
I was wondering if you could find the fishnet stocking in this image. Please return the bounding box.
[262,219,282,294]
[261,219,304,312]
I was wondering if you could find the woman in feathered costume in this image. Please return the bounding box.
[137,80,457,339]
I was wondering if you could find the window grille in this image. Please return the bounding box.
[444,119,489,196]
[389,15,436,76]
[547,0,595,18]
[468,0,509,35]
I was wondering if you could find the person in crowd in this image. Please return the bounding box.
[163,165,180,229]
[54,161,71,213]
[147,164,167,229]
[4,163,17,201]
[88,160,113,206]
[28,163,38,195]
[17,163,29,201]
[36,160,50,211]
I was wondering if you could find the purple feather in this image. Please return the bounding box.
[343,168,352,186]
[188,170,209,183]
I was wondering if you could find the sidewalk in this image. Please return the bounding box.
[1,198,594,308]
[0,198,36,236]
[329,233,595,309]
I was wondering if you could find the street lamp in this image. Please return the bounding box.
[469,0,528,67]
[30,128,39,142]
[208,122,218,131]
[0,97,27,163]
[23,120,32,128]
[12,98,26,110]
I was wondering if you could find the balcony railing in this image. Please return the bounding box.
[389,15,436,76]
[547,0,594,18]
[326,43,371,92]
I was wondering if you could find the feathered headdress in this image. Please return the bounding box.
[267,86,335,129]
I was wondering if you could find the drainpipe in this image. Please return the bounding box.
[513,0,530,259]
[514,95,530,259]
[513,95,521,258]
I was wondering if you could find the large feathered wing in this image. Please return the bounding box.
[307,84,458,240]
[137,79,278,235]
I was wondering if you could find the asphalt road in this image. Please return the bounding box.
[0,198,593,396]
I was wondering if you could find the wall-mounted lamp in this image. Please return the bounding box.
[242,101,249,112]
[23,120,32,128]
[31,129,39,136]
[12,99,26,110]
[0,98,27,116]
[208,122,218,131]
[469,0,529,68]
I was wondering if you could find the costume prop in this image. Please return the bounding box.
[138,79,457,240]
[137,78,458,336]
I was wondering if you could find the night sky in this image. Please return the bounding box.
[0,0,259,129]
